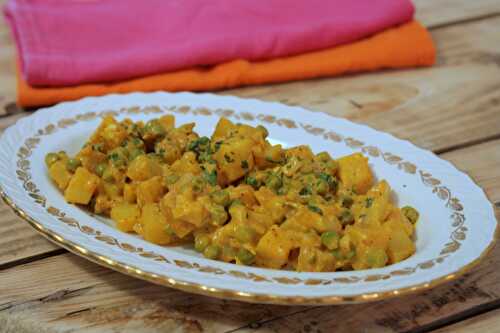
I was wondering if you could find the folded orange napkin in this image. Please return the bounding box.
[17,21,435,108]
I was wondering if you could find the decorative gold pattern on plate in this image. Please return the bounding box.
[1,100,497,305]
[13,105,469,284]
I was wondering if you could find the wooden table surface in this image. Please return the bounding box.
[1,1,500,332]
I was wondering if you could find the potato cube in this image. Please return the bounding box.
[338,153,373,194]
[127,155,162,181]
[111,203,140,232]
[49,160,72,190]
[387,229,415,263]
[214,137,254,183]
[64,167,100,204]
[140,203,173,245]
[211,117,236,141]
[136,176,165,206]
[256,225,293,269]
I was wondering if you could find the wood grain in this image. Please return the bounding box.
[1,1,500,332]
[414,0,500,28]
[0,139,499,333]
[433,308,500,333]
[1,3,500,286]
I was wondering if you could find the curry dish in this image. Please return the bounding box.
[46,115,418,272]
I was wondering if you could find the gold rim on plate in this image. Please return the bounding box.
[1,187,498,305]
[0,97,498,305]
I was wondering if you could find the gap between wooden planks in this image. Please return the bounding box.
[0,138,499,333]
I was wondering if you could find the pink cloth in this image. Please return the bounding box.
[4,0,414,87]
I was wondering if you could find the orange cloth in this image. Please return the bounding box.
[18,21,435,108]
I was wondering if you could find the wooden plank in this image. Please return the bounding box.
[0,200,59,267]
[1,13,500,275]
[0,254,305,333]
[433,308,500,333]
[0,139,499,333]
[442,139,500,203]
[414,0,500,28]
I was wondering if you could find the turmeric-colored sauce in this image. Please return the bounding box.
[46,115,418,271]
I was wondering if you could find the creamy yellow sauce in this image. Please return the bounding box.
[46,115,418,271]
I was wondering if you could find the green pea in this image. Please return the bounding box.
[331,249,343,260]
[339,209,354,225]
[402,206,419,224]
[66,158,82,173]
[265,173,282,192]
[222,246,237,259]
[366,248,388,268]
[194,235,210,252]
[321,231,339,250]
[210,205,228,226]
[236,248,255,265]
[203,245,220,259]
[95,163,107,177]
[203,170,218,186]
[144,120,166,137]
[315,179,329,195]
[108,147,128,168]
[210,190,230,207]
[299,186,312,196]
[316,151,332,162]
[235,225,255,243]
[345,249,356,260]
[45,153,59,167]
[198,136,210,146]
[102,167,114,182]
[191,177,205,193]
[164,224,176,236]
[245,176,259,189]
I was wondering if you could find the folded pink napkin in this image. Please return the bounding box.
[4,0,414,87]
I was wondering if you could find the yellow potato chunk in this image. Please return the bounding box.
[214,137,255,183]
[123,183,137,203]
[256,226,293,269]
[387,229,415,263]
[64,167,100,204]
[211,117,237,141]
[111,203,140,232]
[297,246,335,272]
[136,176,165,206]
[140,203,173,245]
[127,155,162,181]
[49,160,72,190]
[338,153,373,194]
[170,152,201,175]
[158,115,175,131]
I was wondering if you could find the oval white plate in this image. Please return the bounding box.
[0,92,497,305]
